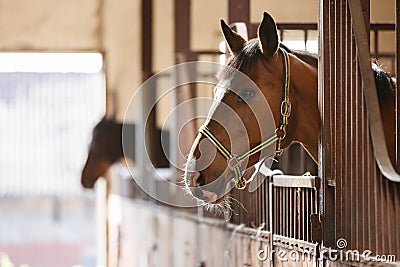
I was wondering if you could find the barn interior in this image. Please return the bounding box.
[0,0,398,266]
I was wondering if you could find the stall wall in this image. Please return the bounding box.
[0,0,395,122]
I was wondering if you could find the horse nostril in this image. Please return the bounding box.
[193,187,204,199]
[193,172,206,186]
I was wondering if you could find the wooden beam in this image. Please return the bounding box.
[141,0,157,165]
[172,0,197,174]
[174,0,191,54]
[396,0,400,171]
[227,0,250,25]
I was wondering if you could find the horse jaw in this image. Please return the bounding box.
[81,157,113,188]
[288,53,319,164]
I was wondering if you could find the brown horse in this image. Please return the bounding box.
[183,12,395,211]
[81,117,133,189]
[81,117,170,189]
[81,117,171,189]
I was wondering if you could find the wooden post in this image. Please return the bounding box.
[227,0,250,24]
[227,0,251,36]
[173,0,197,175]
[396,0,400,171]
[141,0,157,166]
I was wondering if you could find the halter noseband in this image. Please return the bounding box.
[198,47,291,189]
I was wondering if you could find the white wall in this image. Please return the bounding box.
[0,197,97,267]
[0,0,395,122]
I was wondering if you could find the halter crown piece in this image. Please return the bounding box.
[198,47,291,189]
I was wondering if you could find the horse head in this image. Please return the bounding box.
[81,117,124,189]
[183,12,319,212]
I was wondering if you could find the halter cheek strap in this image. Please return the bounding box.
[275,47,291,157]
[198,47,291,190]
[199,125,278,189]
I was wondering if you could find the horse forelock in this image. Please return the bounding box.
[217,39,262,81]
[218,40,318,83]
[211,39,262,119]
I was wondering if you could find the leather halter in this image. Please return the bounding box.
[275,47,291,156]
[198,47,291,189]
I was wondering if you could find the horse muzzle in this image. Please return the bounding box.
[188,170,229,203]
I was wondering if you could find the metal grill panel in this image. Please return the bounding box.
[319,0,400,257]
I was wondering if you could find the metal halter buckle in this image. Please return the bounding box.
[227,155,241,170]
[275,145,284,157]
[235,177,246,190]
[275,127,286,139]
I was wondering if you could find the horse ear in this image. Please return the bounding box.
[220,19,246,54]
[258,12,279,57]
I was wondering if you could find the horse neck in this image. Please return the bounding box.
[110,123,126,161]
[94,121,124,162]
[288,53,319,161]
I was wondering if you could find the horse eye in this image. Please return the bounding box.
[238,89,256,100]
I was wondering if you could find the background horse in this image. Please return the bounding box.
[81,117,169,189]
[184,12,395,211]
[81,117,133,189]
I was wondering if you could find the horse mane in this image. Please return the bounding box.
[220,39,394,101]
[284,46,395,100]
[280,44,318,69]
[372,61,396,103]
[94,116,121,130]
[219,39,318,80]
[224,39,260,72]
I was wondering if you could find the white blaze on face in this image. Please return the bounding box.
[211,78,231,110]
[183,78,232,197]
[181,78,237,213]
[200,77,232,130]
